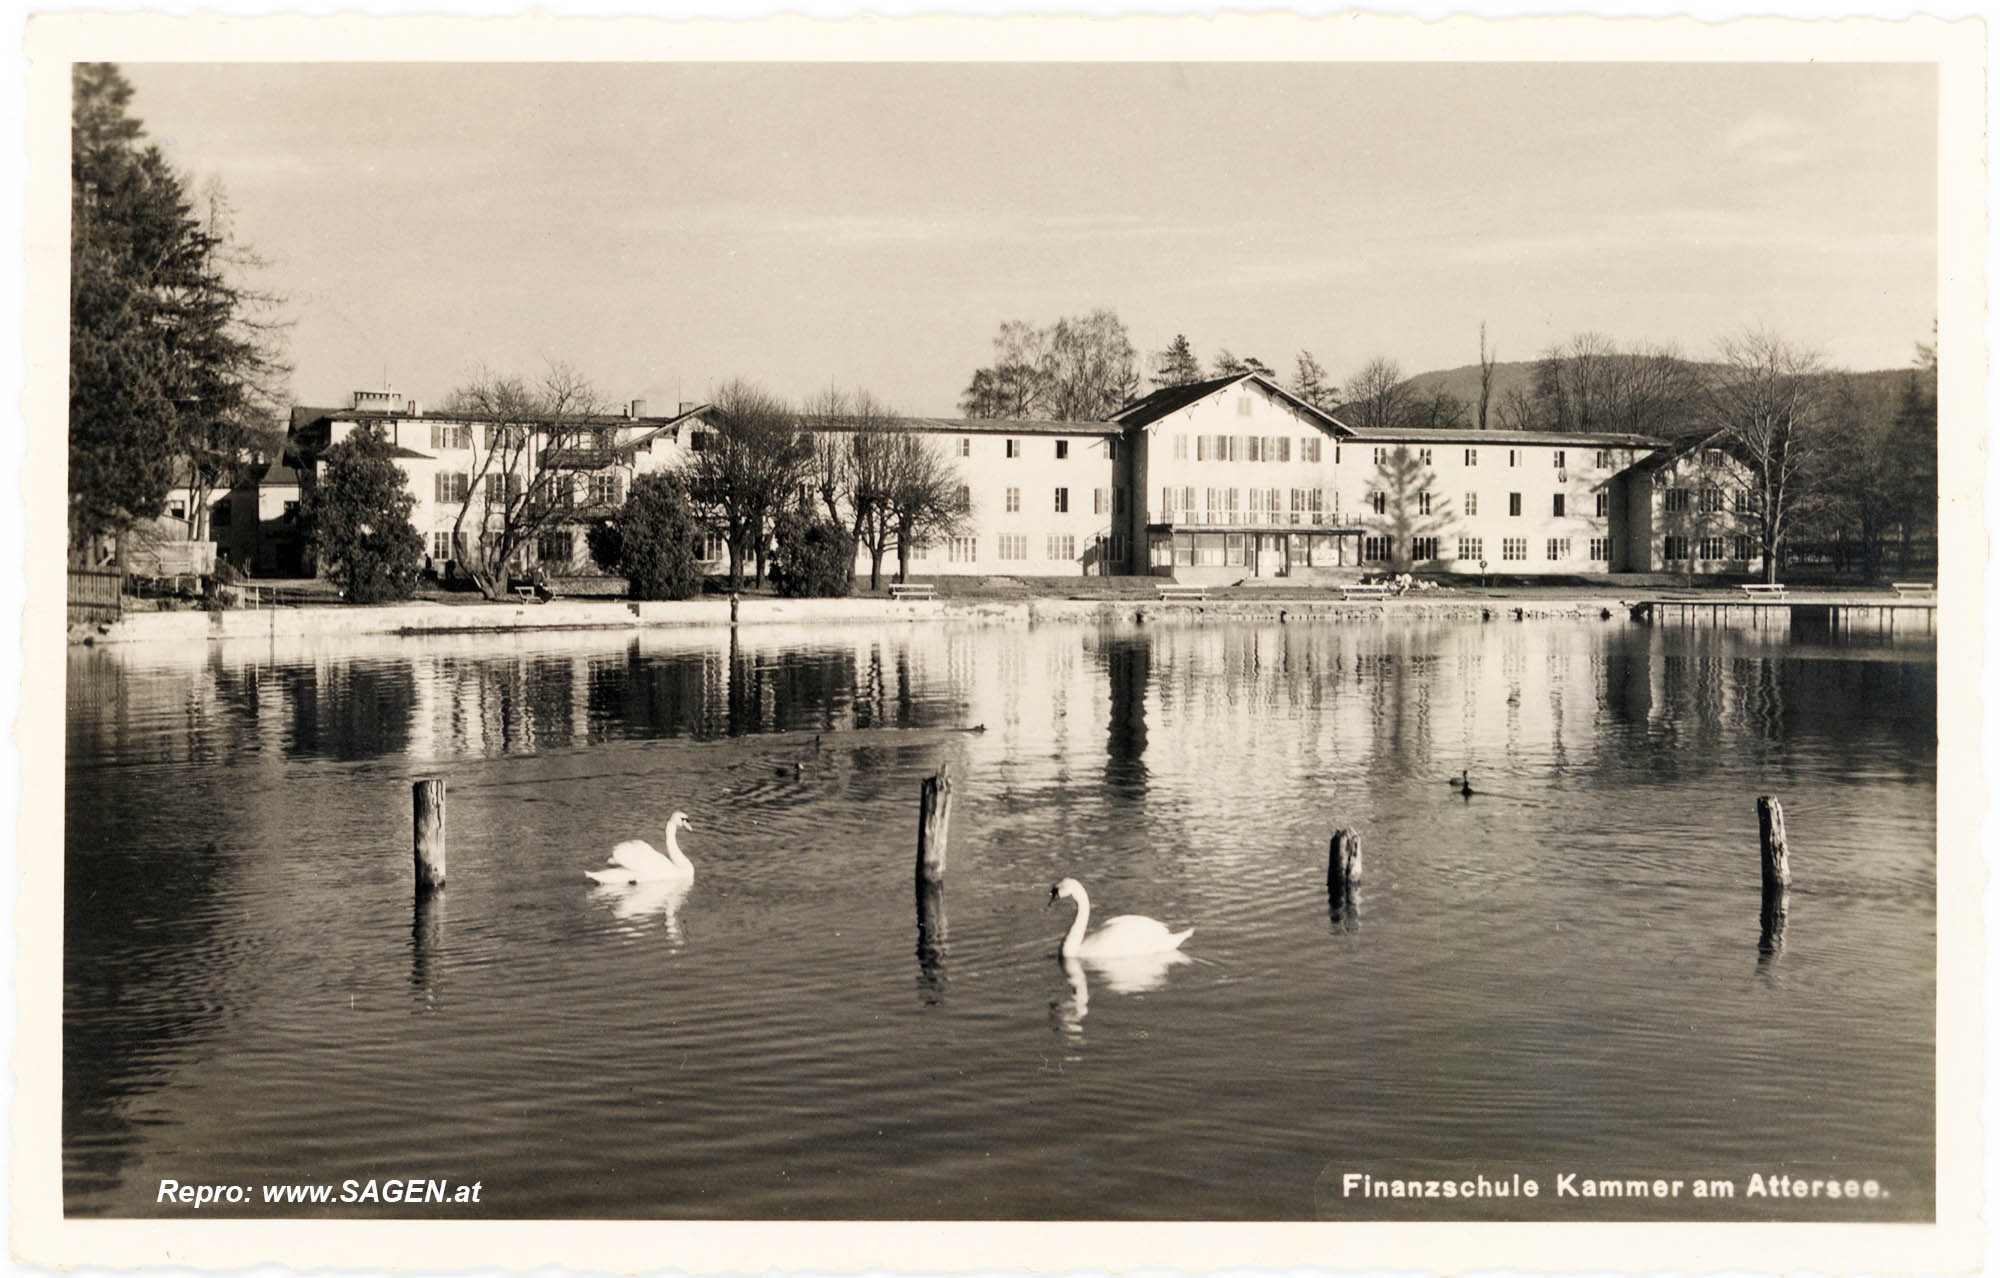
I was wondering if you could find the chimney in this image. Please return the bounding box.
[630,399,648,419]
[407,399,422,417]
[678,401,697,416]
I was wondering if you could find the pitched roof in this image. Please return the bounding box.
[1112,372,1353,434]
[810,414,1121,438]
[1342,426,1666,449]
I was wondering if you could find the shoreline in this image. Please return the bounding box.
[75,593,1650,645]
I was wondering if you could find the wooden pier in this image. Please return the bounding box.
[1635,596,1936,635]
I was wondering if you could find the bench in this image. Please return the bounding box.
[888,583,936,601]
[1891,581,1936,599]
[1340,584,1394,601]
[513,584,544,604]
[1738,583,1787,599]
[1156,584,1208,602]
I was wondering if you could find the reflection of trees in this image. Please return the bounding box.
[1102,635,1150,794]
[277,662,416,760]
[1370,448,1455,570]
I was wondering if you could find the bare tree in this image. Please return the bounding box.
[961,309,1137,420]
[441,362,604,600]
[803,387,902,590]
[1340,356,1417,430]
[884,434,970,583]
[1476,323,1496,431]
[1702,329,1832,583]
[684,379,813,587]
[1533,332,1700,435]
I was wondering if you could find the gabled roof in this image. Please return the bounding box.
[1343,426,1666,449]
[1111,372,1353,435]
[812,414,1121,438]
[619,403,716,454]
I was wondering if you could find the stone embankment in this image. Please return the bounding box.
[79,594,1639,645]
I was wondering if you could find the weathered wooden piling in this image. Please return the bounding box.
[1757,796,1791,890]
[917,763,953,888]
[412,778,447,892]
[1758,884,1788,960]
[915,764,954,991]
[1327,828,1361,931]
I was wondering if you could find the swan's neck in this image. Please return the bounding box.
[1060,888,1091,957]
[664,825,691,871]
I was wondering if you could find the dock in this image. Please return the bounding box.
[1635,596,1936,635]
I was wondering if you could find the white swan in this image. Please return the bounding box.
[587,811,695,885]
[1049,877,1192,958]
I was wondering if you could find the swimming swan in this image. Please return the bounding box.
[1048,877,1192,958]
[588,811,695,885]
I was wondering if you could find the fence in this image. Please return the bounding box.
[68,567,123,627]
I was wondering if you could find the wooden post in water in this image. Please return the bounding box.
[1757,796,1791,891]
[1327,828,1361,930]
[412,778,447,893]
[915,764,954,989]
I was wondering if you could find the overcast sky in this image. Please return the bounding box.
[118,60,1937,418]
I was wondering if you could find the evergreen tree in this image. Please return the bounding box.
[299,429,423,603]
[1212,350,1273,379]
[1150,334,1203,388]
[1291,350,1332,409]
[769,506,857,598]
[612,472,705,601]
[69,63,287,553]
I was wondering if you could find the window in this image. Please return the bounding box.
[1466,448,1478,466]
[1243,436,1258,462]
[1734,489,1755,514]
[1665,488,1690,513]
[430,423,471,450]
[434,472,471,504]
[1704,449,1725,466]
[1370,446,1387,465]
[1698,536,1727,561]
[955,485,971,511]
[1508,492,1522,517]
[1509,449,1520,467]
[483,423,528,449]
[1502,537,1527,561]
[949,536,978,563]
[1301,437,1321,463]
[1552,449,1566,469]
[1161,487,1179,519]
[1194,533,1226,567]
[1369,491,1387,515]
[1361,536,1391,563]
[694,534,723,562]
[1663,536,1689,561]
[1174,538,1195,567]
[488,473,523,507]
[1291,488,1322,524]
[589,473,620,505]
[1458,536,1483,561]
[1590,537,1612,561]
[1174,435,1189,460]
[1596,449,1613,468]
[1418,491,1433,515]
[1106,439,1119,461]
[1054,487,1069,513]
[958,438,971,457]
[537,529,574,565]
[1595,491,1609,517]
[283,500,299,521]
[1197,435,1210,462]
[1048,534,1076,561]
[1546,538,1570,561]
[1734,534,1754,560]
[1464,492,1478,516]
[1005,487,1021,513]
[1055,439,1069,459]
[1225,533,1246,566]
[431,530,453,560]
[1005,439,1020,459]
[1094,533,1129,564]
[1412,536,1440,561]
[1277,437,1291,463]
[1418,447,1432,465]
[1552,494,1565,517]
[212,500,232,528]
[998,534,1028,561]
[1237,395,1253,417]
[1699,488,1724,513]
[688,429,714,453]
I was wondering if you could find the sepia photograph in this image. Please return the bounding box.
[17,9,1987,1275]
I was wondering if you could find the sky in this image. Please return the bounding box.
[116,59,1939,418]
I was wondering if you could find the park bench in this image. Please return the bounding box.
[888,583,936,601]
[513,583,545,604]
[1738,583,1788,600]
[1339,583,1394,601]
[1891,581,1936,600]
[1155,584,1208,601]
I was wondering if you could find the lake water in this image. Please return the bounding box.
[64,616,1936,1220]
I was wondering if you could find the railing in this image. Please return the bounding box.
[68,567,122,626]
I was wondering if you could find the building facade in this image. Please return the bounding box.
[270,373,1757,586]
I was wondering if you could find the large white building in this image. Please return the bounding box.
[277,372,1759,586]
